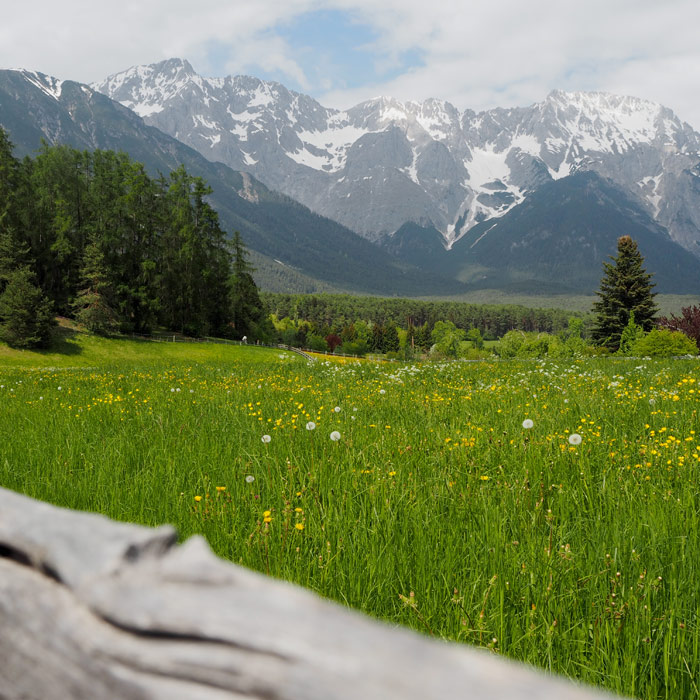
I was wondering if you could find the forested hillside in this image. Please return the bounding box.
[0,129,267,344]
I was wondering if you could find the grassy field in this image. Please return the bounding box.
[2,335,700,698]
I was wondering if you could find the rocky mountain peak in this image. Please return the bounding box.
[93,59,700,257]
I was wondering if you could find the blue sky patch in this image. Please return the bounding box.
[205,9,423,96]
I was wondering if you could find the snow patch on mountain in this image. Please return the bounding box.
[93,60,700,255]
[12,69,63,101]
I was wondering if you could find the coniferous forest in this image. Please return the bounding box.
[0,128,269,346]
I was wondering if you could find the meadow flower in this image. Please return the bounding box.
[568,433,582,445]
[295,523,304,531]
[194,495,202,502]
[261,434,271,443]
[522,419,534,429]
[330,431,341,441]
[306,421,316,430]
[245,475,255,483]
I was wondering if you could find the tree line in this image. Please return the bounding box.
[0,128,270,346]
[263,292,578,341]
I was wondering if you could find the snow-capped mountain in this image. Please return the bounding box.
[93,58,700,257]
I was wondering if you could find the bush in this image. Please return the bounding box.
[495,330,592,359]
[494,330,527,358]
[338,339,369,357]
[630,329,698,357]
[306,333,328,352]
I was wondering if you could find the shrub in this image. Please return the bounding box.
[494,330,526,358]
[657,305,700,350]
[306,333,329,352]
[338,339,369,357]
[630,329,698,357]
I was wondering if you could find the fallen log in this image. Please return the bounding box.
[0,486,618,699]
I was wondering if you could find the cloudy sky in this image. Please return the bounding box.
[3,0,700,127]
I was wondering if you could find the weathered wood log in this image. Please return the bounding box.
[0,486,619,699]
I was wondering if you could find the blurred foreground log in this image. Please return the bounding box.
[0,486,618,699]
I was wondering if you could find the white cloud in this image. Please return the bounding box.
[2,0,700,128]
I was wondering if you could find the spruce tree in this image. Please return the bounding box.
[591,236,658,351]
[383,323,400,353]
[0,267,54,348]
[72,235,120,334]
[230,231,267,340]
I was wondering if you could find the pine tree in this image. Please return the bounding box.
[72,235,120,334]
[591,236,658,351]
[0,267,54,348]
[383,323,400,353]
[230,231,267,340]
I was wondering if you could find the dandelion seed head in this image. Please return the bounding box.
[568,433,582,446]
[306,421,316,430]
[334,406,341,413]
[245,475,255,483]
[330,431,341,441]
[522,419,534,429]
[261,434,271,443]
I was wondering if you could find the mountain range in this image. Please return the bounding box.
[0,67,462,297]
[94,59,700,258]
[2,58,700,296]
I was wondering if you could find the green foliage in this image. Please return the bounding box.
[382,323,400,353]
[72,236,120,335]
[306,333,329,352]
[466,327,484,349]
[230,231,268,341]
[494,330,527,358]
[495,329,593,359]
[592,236,658,351]
[630,329,698,357]
[337,339,369,357]
[431,320,466,357]
[0,267,54,348]
[617,312,645,355]
[656,305,700,351]
[264,292,576,340]
[0,132,239,338]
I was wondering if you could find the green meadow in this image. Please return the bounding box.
[2,334,700,698]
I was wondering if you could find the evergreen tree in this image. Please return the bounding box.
[617,312,645,355]
[0,267,54,348]
[230,231,267,340]
[371,323,385,352]
[383,323,400,353]
[0,128,19,233]
[591,236,658,351]
[72,235,120,334]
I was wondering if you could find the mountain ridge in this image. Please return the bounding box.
[0,67,464,297]
[93,58,700,257]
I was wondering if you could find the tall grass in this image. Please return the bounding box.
[1,345,699,698]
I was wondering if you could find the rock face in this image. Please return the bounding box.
[0,486,616,700]
[94,60,700,256]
